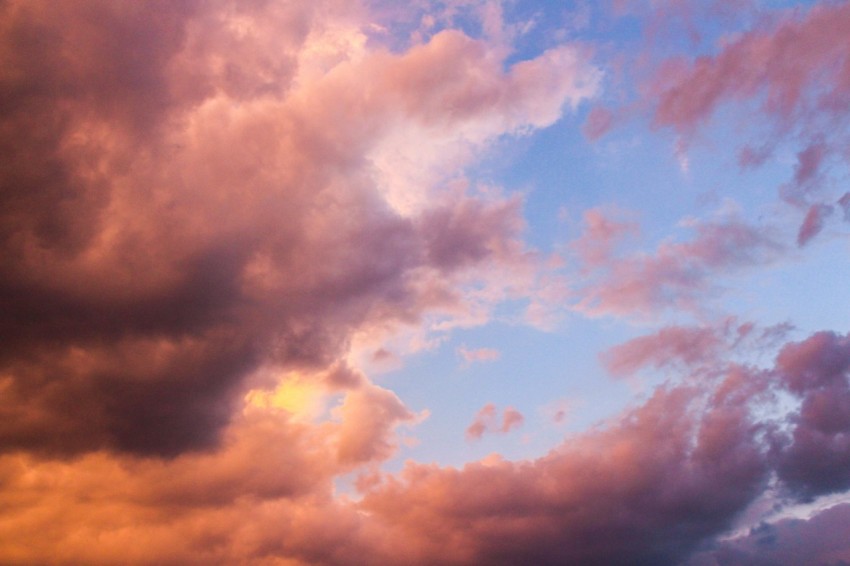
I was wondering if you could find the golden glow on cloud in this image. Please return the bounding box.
[245,374,326,420]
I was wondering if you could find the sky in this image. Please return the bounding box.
[2,0,850,564]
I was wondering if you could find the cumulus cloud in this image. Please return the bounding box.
[367,380,770,565]
[2,324,850,564]
[359,327,850,565]
[773,332,850,500]
[334,384,417,466]
[0,0,598,458]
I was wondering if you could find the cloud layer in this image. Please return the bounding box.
[2,1,850,565]
[5,325,850,564]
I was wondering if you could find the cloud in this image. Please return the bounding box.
[570,211,782,317]
[582,106,615,140]
[466,403,524,440]
[3,1,849,565]
[651,2,850,136]
[466,403,498,440]
[367,379,770,565]
[600,325,725,377]
[0,400,358,564]
[419,195,525,271]
[688,503,850,566]
[359,327,850,565]
[2,324,849,564]
[773,332,850,500]
[797,203,833,246]
[600,319,794,378]
[500,407,525,433]
[0,0,598,458]
[839,192,850,222]
[457,345,501,365]
[644,1,850,228]
[334,384,417,466]
[569,207,639,270]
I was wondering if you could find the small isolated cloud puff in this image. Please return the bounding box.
[466,403,525,440]
[457,345,502,365]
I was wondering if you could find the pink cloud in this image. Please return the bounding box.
[582,106,615,140]
[3,2,850,565]
[379,29,598,131]
[737,144,773,169]
[365,380,769,565]
[571,212,782,317]
[644,1,850,211]
[419,195,525,271]
[466,403,524,440]
[793,141,828,191]
[652,3,850,134]
[776,331,850,395]
[774,332,850,499]
[602,319,795,378]
[0,0,594,458]
[1,325,848,564]
[335,385,416,466]
[600,325,724,377]
[570,207,639,270]
[358,329,850,564]
[466,403,498,440]
[457,345,501,365]
[797,203,833,246]
[500,407,525,433]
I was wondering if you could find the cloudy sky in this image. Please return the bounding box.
[2,0,850,564]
